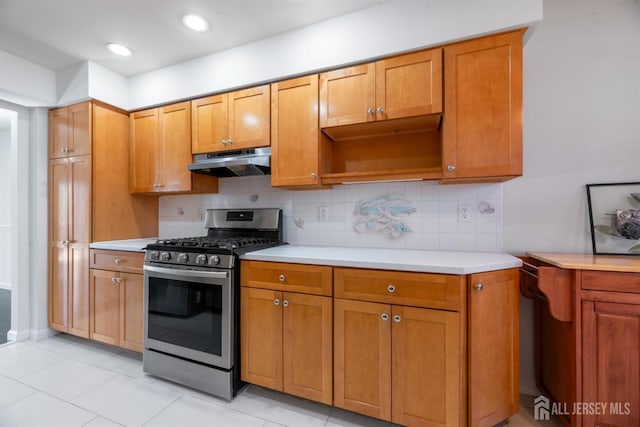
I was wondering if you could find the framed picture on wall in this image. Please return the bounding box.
[586,182,640,256]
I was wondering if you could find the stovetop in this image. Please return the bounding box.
[150,236,280,252]
[144,208,284,269]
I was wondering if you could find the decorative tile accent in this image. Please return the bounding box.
[353,194,416,239]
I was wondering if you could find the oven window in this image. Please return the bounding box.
[148,277,223,356]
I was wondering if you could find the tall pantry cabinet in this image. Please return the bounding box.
[48,101,158,337]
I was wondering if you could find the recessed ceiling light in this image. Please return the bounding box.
[106,42,133,56]
[182,14,209,32]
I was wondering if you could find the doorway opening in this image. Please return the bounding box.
[0,107,16,345]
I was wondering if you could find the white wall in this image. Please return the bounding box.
[128,0,542,109]
[0,128,11,289]
[0,50,56,107]
[504,0,640,395]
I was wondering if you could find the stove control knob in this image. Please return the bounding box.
[196,254,208,265]
[209,255,220,266]
[177,253,189,263]
[160,252,171,261]
[148,251,160,261]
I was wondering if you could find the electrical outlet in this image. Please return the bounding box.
[458,203,472,222]
[319,206,329,222]
[195,208,204,221]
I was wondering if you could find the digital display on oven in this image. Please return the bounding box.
[226,211,253,221]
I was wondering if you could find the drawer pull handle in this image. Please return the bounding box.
[274,298,280,306]
[474,283,484,291]
[387,284,396,293]
[115,258,122,265]
[283,300,289,307]
[381,313,389,321]
[393,315,401,323]
[279,274,286,282]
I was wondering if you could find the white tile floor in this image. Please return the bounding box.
[0,334,554,427]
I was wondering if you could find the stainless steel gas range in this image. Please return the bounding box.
[142,208,283,400]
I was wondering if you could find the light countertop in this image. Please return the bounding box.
[89,238,158,252]
[527,252,640,273]
[241,245,522,275]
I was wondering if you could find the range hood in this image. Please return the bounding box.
[188,147,271,177]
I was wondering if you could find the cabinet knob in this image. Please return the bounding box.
[393,315,401,323]
[156,183,163,188]
[111,277,122,284]
[279,274,286,282]
[61,240,70,245]
[60,148,67,153]
[381,313,389,321]
[274,298,280,306]
[283,300,289,307]
[114,258,122,265]
[377,106,384,114]
[227,138,233,145]
[310,172,317,179]
[474,283,484,291]
[367,107,375,114]
[387,284,396,293]
[447,165,456,172]
[221,140,227,145]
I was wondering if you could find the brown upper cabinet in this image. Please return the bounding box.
[191,84,270,154]
[130,101,218,194]
[271,75,325,188]
[442,29,523,182]
[49,101,92,158]
[319,48,442,128]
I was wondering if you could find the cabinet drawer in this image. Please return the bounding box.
[582,270,640,294]
[241,261,332,296]
[90,249,144,274]
[334,268,464,311]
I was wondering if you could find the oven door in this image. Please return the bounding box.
[143,264,233,370]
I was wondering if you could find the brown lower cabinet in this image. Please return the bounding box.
[241,263,333,405]
[522,254,640,427]
[89,249,144,352]
[241,261,520,427]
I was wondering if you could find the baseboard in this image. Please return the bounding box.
[6,328,57,343]
[31,328,59,341]
[7,329,29,342]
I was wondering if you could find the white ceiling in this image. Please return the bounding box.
[0,0,387,77]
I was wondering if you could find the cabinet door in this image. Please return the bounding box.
[67,156,91,337]
[582,301,640,427]
[49,102,91,158]
[130,108,159,193]
[120,272,144,352]
[376,49,443,121]
[320,63,375,127]
[271,75,321,187]
[67,102,92,157]
[191,94,228,154]
[49,159,69,331]
[49,107,70,159]
[158,102,193,192]
[89,269,120,346]
[241,287,283,391]
[468,269,520,426]
[283,293,332,404]
[392,305,461,427]
[228,85,270,151]
[443,30,523,180]
[334,298,392,421]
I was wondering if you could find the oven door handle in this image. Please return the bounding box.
[144,265,229,280]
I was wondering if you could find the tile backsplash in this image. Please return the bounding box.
[159,175,503,251]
